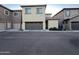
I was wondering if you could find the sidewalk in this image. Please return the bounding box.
[0,29,79,32]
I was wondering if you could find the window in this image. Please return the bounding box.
[4,10,9,15]
[37,8,43,14]
[14,12,19,16]
[25,8,31,14]
[65,10,70,17]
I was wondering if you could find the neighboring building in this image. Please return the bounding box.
[0,5,22,30]
[52,8,79,30]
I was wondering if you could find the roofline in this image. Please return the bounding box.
[52,8,79,18]
[47,19,59,20]
[12,10,22,12]
[0,4,13,11]
[52,9,64,18]
[0,5,22,12]
[70,15,79,20]
[63,15,79,21]
[21,4,47,7]
[64,8,79,10]
[45,13,52,15]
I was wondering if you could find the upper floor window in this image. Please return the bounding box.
[37,8,43,14]
[65,10,70,17]
[25,8,31,14]
[4,10,9,15]
[14,12,19,16]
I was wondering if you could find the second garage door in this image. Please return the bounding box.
[71,22,79,30]
[25,22,43,30]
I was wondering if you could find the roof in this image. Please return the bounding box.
[12,10,22,12]
[46,17,59,20]
[21,5,46,7]
[52,8,79,18]
[63,15,79,21]
[45,13,52,15]
[46,17,52,20]
[64,8,79,10]
[70,15,79,20]
[0,4,13,11]
[0,5,22,12]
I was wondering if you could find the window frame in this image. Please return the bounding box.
[4,9,9,16]
[25,8,31,14]
[65,10,70,17]
[36,8,43,14]
[13,12,19,17]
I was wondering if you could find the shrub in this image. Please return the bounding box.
[49,27,58,31]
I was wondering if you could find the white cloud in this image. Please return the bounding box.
[0,0,79,4]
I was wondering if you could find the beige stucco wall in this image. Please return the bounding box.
[22,6,46,30]
[48,20,58,29]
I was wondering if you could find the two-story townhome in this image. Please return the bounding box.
[52,8,79,30]
[21,5,46,30]
[0,5,22,30]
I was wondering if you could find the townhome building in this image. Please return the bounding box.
[0,4,58,31]
[0,5,22,30]
[52,8,79,30]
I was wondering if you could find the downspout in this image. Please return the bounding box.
[6,17,8,30]
[20,11,22,31]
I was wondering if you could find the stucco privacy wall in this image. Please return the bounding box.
[48,20,58,29]
[21,6,46,30]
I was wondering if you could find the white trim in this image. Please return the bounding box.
[25,8,31,14]
[4,9,9,16]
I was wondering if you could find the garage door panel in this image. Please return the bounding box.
[71,22,79,30]
[25,22,43,30]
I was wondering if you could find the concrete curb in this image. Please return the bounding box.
[1,30,79,32]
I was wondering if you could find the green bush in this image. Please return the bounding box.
[49,27,58,31]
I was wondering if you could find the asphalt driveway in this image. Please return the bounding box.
[0,31,79,55]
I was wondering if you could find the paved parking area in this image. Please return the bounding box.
[0,31,79,55]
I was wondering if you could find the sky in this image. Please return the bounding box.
[2,4,79,16]
[1,0,79,4]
